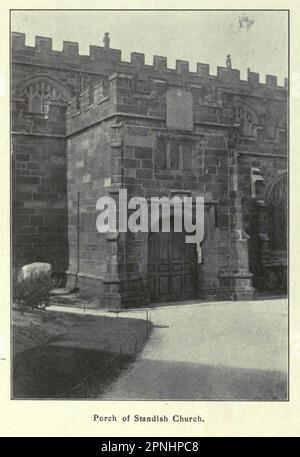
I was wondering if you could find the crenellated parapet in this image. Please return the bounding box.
[12,32,288,95]
[12,32,122,63]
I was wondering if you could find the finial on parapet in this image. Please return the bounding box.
[103,32,110,49]
[226,54,232,69]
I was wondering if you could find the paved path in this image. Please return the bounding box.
[97,299,288,400]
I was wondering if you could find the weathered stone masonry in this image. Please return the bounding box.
[12,32,288,308]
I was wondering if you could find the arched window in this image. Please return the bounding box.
[232,102,260,138]
[15,76,72,114]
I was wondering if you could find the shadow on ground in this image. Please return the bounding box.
[13,346,133,399]
[101,358,288,401]
[13,310,150,399]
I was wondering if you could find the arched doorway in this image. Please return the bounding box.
[248,172,287,293]
[148,227,197,303]
[266,173,288,252]
[265,173,288,291]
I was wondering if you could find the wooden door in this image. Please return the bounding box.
[148,229,197,303]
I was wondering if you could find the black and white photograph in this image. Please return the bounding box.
[10,8,288,402]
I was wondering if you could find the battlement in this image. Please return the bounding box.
[12,32,122,62]
[12,32,288,92]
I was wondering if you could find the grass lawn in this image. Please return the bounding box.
[13,309,151,399]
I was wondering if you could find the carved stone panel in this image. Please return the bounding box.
[166,88,193,131]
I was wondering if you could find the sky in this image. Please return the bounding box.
[11,10,288,84]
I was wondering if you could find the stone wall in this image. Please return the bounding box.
[66,120,114,297]
[12,132,68,273]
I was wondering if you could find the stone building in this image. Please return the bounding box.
[11,32,288,308]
